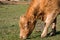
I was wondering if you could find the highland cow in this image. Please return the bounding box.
[19,0,60,39]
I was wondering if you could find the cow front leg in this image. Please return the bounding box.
[41,13,57,38]
[41,21,50,38]
[49,18,56,36]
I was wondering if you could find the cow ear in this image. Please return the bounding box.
[20,15,25,22]
[20,15,25,19]
[28,20,33,24]
[29,19,35,23]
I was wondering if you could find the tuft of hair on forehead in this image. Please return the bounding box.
[20,15,26,22]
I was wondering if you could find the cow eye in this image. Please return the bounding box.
[27,21,31,25]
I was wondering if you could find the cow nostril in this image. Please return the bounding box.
[20,35,22,38]
[20,36,26,40]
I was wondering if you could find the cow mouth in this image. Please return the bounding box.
[20,32,32,40]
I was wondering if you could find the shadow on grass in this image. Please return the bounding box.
[27,31,60,39]
[47,31,60,37]
[27,32,41,39]
[27,35,40,39]
[56,31,60,35]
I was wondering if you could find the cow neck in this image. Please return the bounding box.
[25,10,37,21]
[25,12,36,21]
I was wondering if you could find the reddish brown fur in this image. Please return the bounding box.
[19,0,60,39]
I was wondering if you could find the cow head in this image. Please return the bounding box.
[19,15,36,39]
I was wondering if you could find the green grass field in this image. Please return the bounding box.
[0,4,60,40]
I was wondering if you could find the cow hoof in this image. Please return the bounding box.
[41,35,46,38]
[49,32,56,36]
[41,34,47,38]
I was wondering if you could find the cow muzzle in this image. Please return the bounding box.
[20,35,27,40]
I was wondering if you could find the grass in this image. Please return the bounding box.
[0,4,60,40]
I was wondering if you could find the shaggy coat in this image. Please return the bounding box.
[19,0,60,39]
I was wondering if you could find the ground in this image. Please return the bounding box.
[0,4,60,40]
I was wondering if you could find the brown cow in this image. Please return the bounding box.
[19,0,60,39]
